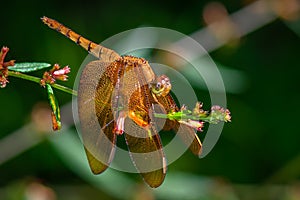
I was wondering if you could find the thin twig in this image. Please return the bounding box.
[8,71,77,96]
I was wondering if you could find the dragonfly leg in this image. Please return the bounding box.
[114,111,127,135]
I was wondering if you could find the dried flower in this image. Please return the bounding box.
[180,104,187,111]
[193,102,207,116]
[209,105,231,123]
[0,46,15,88]
[52,65,71,81]
[0,77,9,88]
[40,64,70,86]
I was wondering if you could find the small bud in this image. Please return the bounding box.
[0,46,15,88]
[0,75,9,88]
[41,64,71,86]
[180,104,192,115]
[51,111,61,131]
[209,105,231,123]
[180,104,187,111]
[53,66,70,76]
[3,60,15,68]
[52,65,70,81]
[224,109,231,122]
[0,47,9,68]
[193,102,207,116]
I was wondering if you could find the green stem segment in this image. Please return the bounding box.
[154,113,211,122]
[51,84,77,96]
[8,71,40,83]
[8,71,77,96]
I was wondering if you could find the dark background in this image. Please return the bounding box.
[1,0,300,199]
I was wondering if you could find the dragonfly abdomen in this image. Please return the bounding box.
[41,16,120,62]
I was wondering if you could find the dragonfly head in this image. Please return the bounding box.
[151,75,172,97]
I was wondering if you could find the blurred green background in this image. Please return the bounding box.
[1,0,300,199]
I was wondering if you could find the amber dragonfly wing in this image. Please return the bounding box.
[78,60,121,173]
[124,117,167,188]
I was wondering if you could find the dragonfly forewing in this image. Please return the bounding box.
[78,61,119,173]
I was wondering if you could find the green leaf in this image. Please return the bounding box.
[46,84,61,130]
[8,62,51,72]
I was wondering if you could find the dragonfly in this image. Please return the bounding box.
[42,16,202,188]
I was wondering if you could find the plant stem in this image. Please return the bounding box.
[153,113,169,119]
[52,84,77,96]
[8,71,77,96]
[8,71,40,83]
